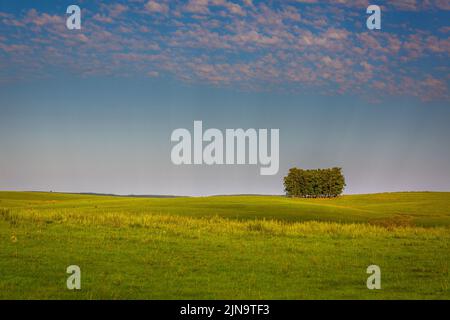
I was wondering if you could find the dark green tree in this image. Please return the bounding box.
[283,167,346,198]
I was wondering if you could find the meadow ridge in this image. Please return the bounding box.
[0,191,449,299]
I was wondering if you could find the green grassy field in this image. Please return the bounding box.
[0,191,449,299]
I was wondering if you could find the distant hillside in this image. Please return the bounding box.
[1,191,449,227]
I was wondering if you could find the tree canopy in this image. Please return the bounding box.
[283,167,346,198]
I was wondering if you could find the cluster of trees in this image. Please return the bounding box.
[283,167,346,198]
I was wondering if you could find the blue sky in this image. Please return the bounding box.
[0,1,449,195]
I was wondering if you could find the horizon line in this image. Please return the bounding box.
[0,189,449,199]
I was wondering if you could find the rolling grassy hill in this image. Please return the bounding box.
[0,191,449,299]
[1,191,449,226]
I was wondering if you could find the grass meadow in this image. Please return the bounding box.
[0,191,449,299]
